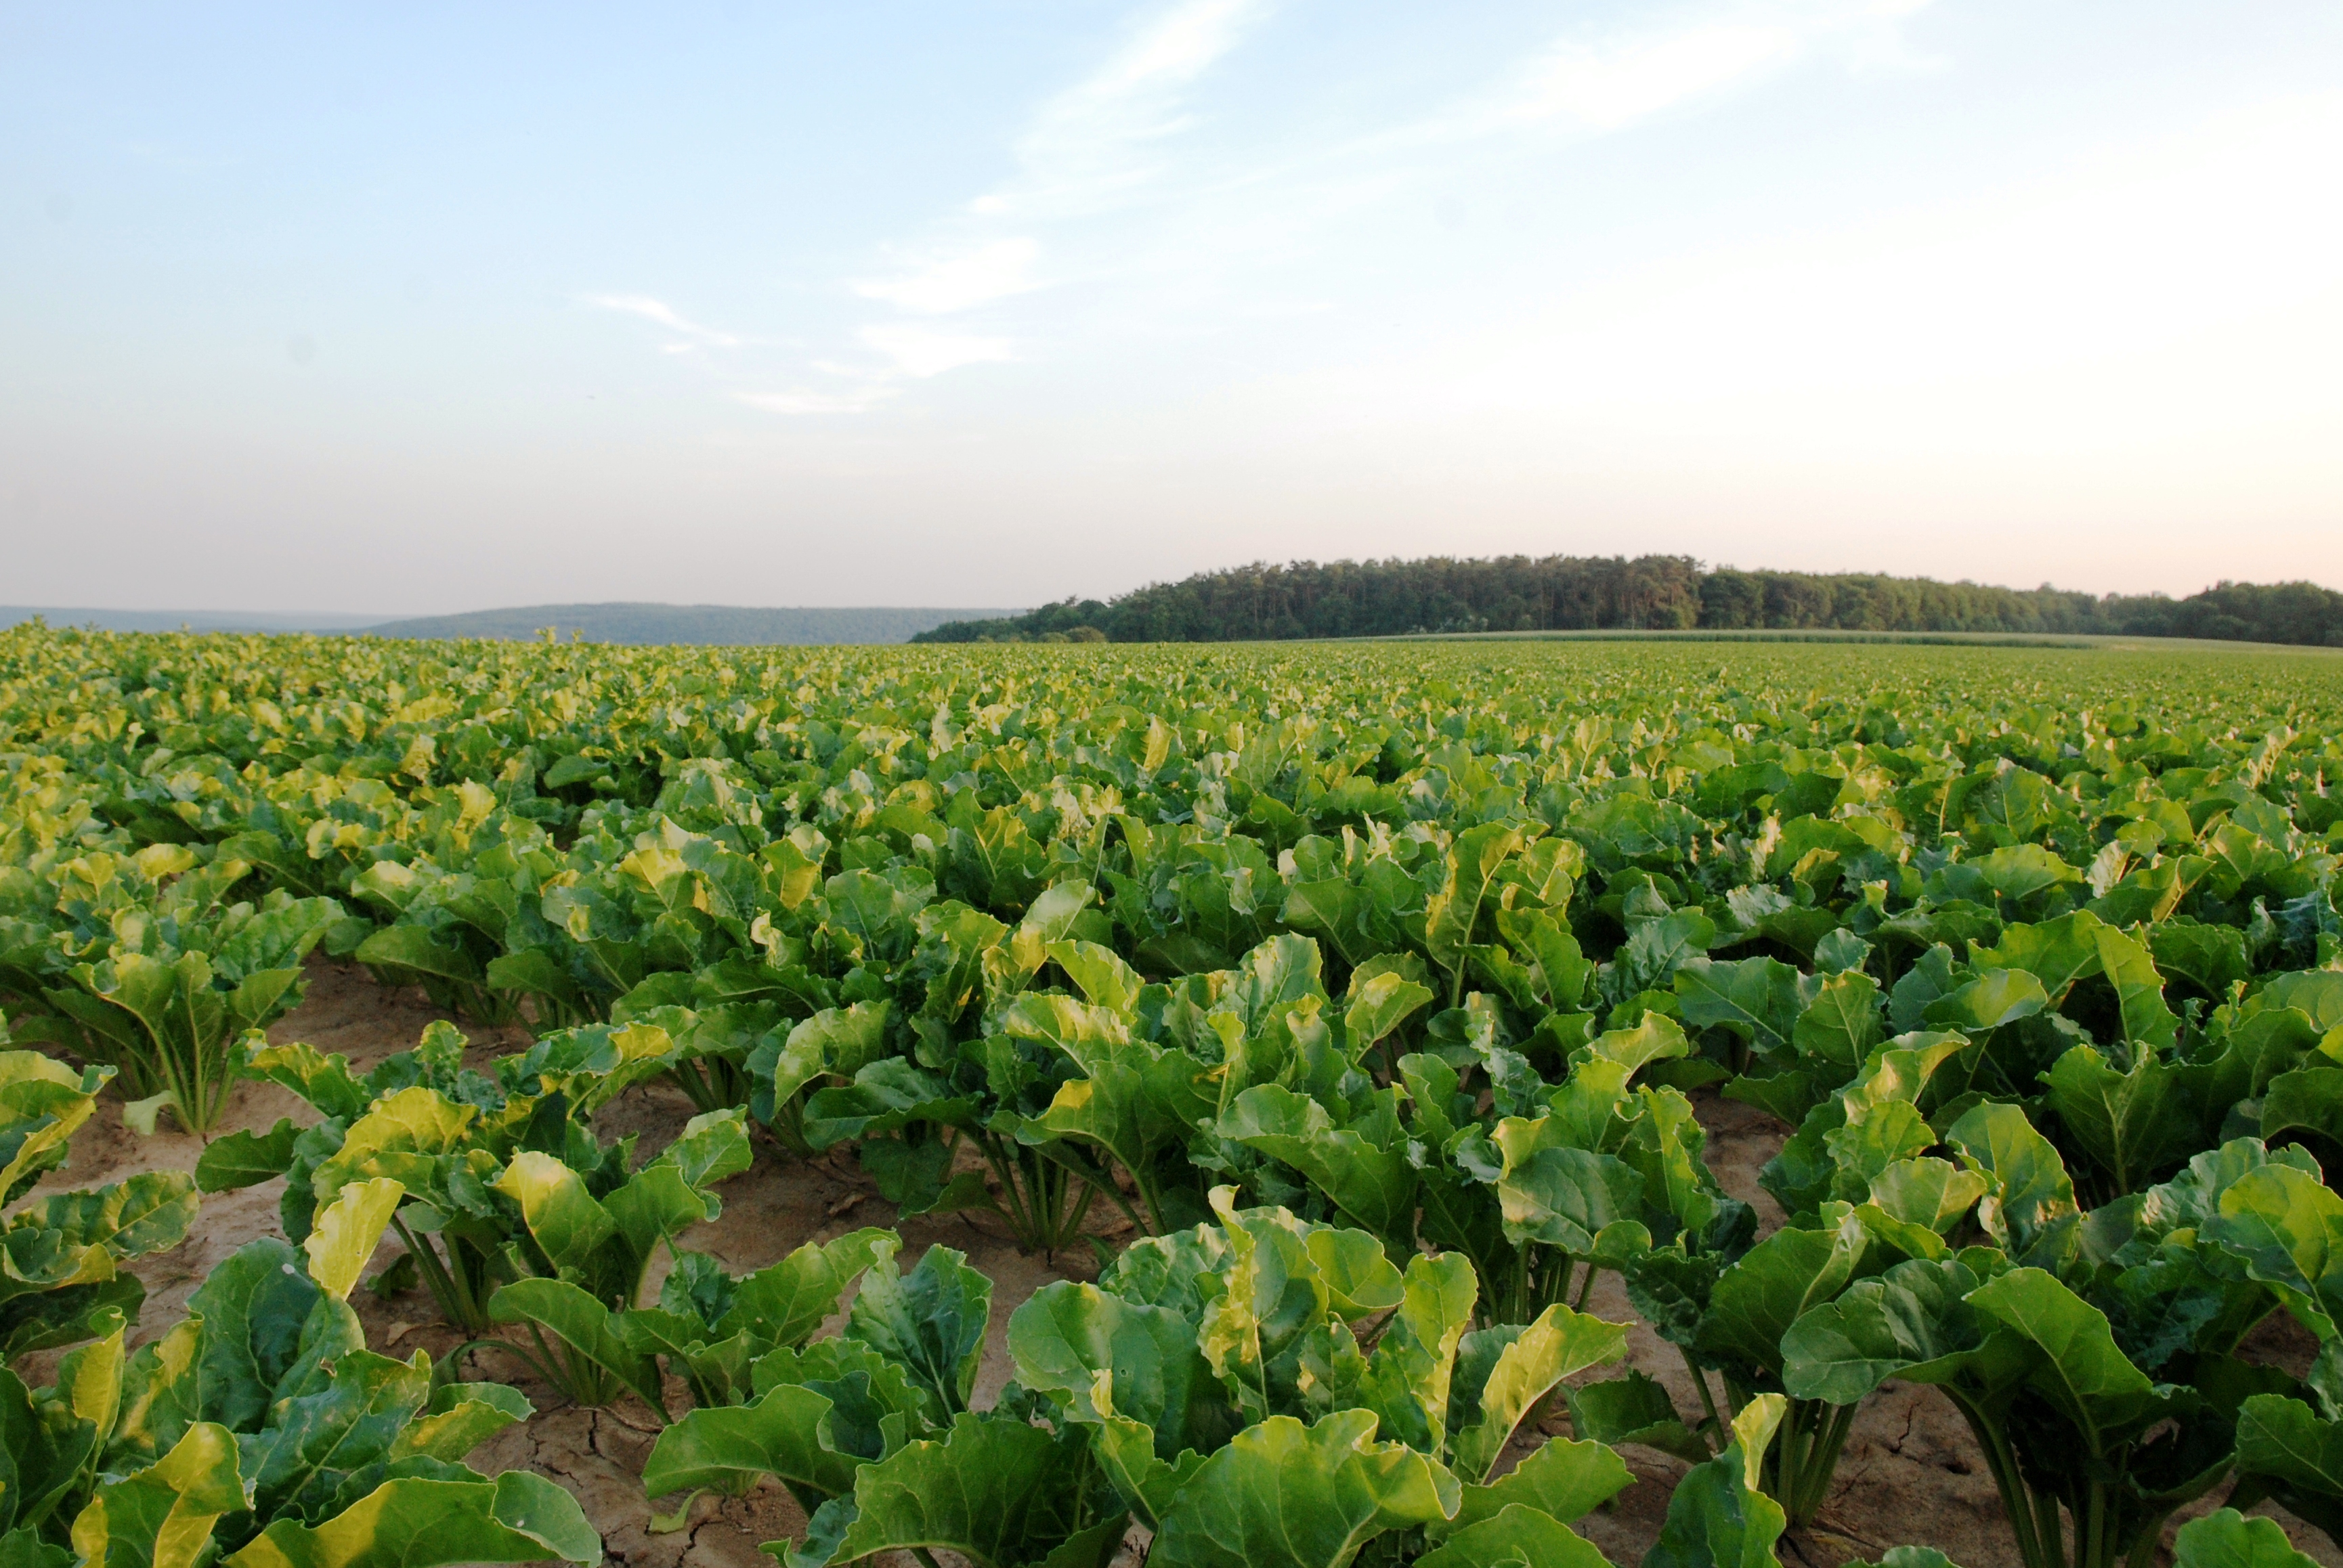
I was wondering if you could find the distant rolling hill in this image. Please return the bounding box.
[3,603,1024,645]
[0,607,385,634]
[362,603,1023,645]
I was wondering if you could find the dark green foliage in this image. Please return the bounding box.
[915,556,2343,647]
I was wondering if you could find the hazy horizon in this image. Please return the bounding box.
[7,2,2339,615]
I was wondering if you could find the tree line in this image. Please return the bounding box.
[909,556,2343,647]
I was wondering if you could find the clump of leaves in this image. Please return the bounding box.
[41,852,345,1133]
[1,1050,198,1358]
[0,1179,601,1568]
[198,1018,739,1369]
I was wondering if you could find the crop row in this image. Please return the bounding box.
[3,627,2343,1568]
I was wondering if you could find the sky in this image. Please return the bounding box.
[3,1,2340,617]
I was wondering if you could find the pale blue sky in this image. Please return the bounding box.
[4,1,2338,615]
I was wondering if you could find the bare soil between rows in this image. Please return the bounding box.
[24,957,2342,1568]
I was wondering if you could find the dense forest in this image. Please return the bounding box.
[911,556,2343,647]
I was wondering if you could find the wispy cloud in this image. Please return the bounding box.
[854,238,1041,314]
[859,325,1015,378]
[1472,1,1935,136]
[579,294,742,347]
[973,0,1272,219]
[1504,24,1801,130]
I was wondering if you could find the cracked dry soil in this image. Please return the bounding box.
[24,957,2343,1568]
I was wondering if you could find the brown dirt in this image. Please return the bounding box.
[22,955,2343,1568]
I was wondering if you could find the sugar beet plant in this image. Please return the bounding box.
[1,840,346,1133]
[198,1018,751,1414]
[642,1193,1656,1567]
[1,1049,198,1358]
[0,1177,601,1568]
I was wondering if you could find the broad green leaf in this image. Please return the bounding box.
[1416,1504,1610,1568]
[1643,1393,1787,1568]
[2233,1393,2343,1544]
[353,926,479,990]
[716,1229,895,1352]
[0,1051,109,1200]
[2170,1508,2319,1568]
[2150,922,2252,1001]
[16,1169,200,1258]
[486,1278,666,1412]
[1781,1255,1993,1406]
[1,1358,100,1536]
[748,1338,932,1474]
[1490,1140,1649,1257]
[1970,913,2105,1003]
[1358,1253,1476,1456]
[223,1471,600,1568]
[304,1179,404,1302]
[153,1238,342,1439]
[69,1421,247,1568]
[1196,1194,1336,1425]
[802,1060,977,1148]
[1564,1371,1710,1465]
[1446,1435,1633,1533]
[2092,923,2178,1051]
[1007,1279,1222,1454]
[1046,939,1146,1016]
[2207,1162,2343,1340]
[847,1243,991,1422]
[750,1002,893,1122]
[1866,1158,1987,1236]
[800,1412,1117,1568]
[1146,1408,1461,1568]
[1963,1267,2163,1436]
[1920,969,2047,1034]
[647,1108,752,1191]
[641,1382,861,1502]
[235,1347,432,1526]
[488,1154,614,1278]
[1218,1085,1414,1242]
[1427,825,1527,982]
[1792,970,1883,1071]
[2261,1069,2343,1161]
[1946,1102,2076,1260]
[0,1527,74,1568]
[1344,970,1435,1052]
[2040,1045,2199,1197]
[1695,1209,1868,1387]
[387,1380,532,1462]
[196,1120,301,1194]
[1449,1303,1629,1484]
[242,1043,369,1125]
[1303,1228,1405,1320]
[309,1087,476,1206]
[1675,957,1802,1064]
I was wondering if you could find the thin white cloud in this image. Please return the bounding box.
[580,294,741,347]
[854,238,1041,314]
[1488,1,1935,134]
[736,387,896,416]
[859,325,1015,378]
[973,0,1272,217]
[1507,24,1800,129]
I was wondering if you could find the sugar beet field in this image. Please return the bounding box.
[8,627,2343,1568]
